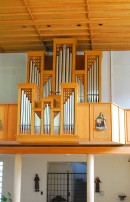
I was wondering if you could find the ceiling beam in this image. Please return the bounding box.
[0,146,130,154]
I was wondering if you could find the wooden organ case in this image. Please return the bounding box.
[17,38,124,145]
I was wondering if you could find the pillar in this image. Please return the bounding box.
[87,154,94,202]
[13,154,22,202]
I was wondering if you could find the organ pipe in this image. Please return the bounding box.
[43,78,52,97]
[87,56,99,103]
[63,91,74,134]
[55,44,72,93]
[20,90,31,134]
[29,59,40,88]
[44,104,51,134]
[76,76,84,103]
[54,112,60,134]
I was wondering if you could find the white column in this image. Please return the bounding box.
[13,154,22,202]
[42,160,47,202]
[87,154,94,202]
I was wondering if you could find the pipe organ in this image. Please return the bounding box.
[17,38,102,143]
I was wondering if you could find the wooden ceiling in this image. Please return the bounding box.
[1,0,130,52]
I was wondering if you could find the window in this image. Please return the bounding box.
[0,162,3,201]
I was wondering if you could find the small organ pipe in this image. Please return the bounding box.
[29,60,33,83]
[94,60,97,102]
[54,112,60,134]
[20,90,24,132]
[69,52,72,82]
[32,63,35,83]
[38,71,40,87]
[59,49,62,92]
[96,57,99,102]
[56,55,59,93]
[62,44,66,83]
[71,92,74,133]
[69,94,72,133]
[66,47,70,83]
[43,78,52,97]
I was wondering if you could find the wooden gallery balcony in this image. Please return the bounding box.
[1,90,130,146]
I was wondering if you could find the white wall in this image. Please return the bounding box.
[95,155,130,202]
[0,53,26,103]
[111,51,130,108]
[102,51,130,108]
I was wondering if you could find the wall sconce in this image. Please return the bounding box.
[0,120,2,130]
[118,194,127,201]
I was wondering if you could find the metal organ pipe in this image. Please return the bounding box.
[29,59,40,87]
[76,76,84,103]
[20,90,31,134]
[43,78,52,97]
[87,56,99,103]
[56,55,59,93]
[54,112,60,134]
[96,57,99,102]
[44,104,51,134]
[56,44,72,93]
[63,91,74,134]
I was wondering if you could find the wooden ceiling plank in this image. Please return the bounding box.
[0,19,90,26]
[22,0,45,49]
[32,11,88,15]
[85,0,93,50]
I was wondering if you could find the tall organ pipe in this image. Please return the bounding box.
[44,104,50,134]
[56,44,72,93]
[62,44,66,83]
[87,57,99,103]
[56,55,59,93]
[59,49,62,92]
[20,90,31,134]
[66,47,70,83]
[63,91,74,134]
[29,60,40,87]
